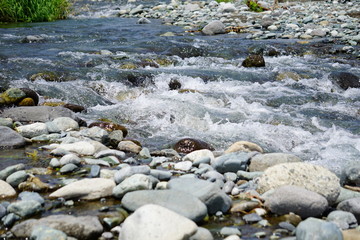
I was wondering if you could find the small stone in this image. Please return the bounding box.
[118,141,142,153]
[137,17,151,24]
[18,191,45,205]
[6,170,28,188]
[327,210,358,230]
[225,141,263,153]
[59,153,81,166]
[7,200,42,218]
[174,161,193,171]
[243,213,262,223]
[59,163,78,174]
[90,165,101,178]
[0,180,17,198]
[16,122,48,138]
[112,174,154,199]
[296,217,343,240]
[242,55,265,68]
[202,20,226,35]
[31,225,67,240]
[220,227,241,237]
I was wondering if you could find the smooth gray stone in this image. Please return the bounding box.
[0,164,25,180]
[296,217,343,240]
[202,170,224,182]
[31,225,67,240]
[59,154,81,166]
[150,169,172,181]
[122,190,207,223]
[212,152,253,173]
[59,164,78,174]
[18,191,45,205]
[31,133,62,141]
[243,213,262,223]
[223,181,235,194]
[2,213,20,227]
[337,197,360,222]
[237,170,263,180]
[0,204,6,219]
[264,185,328,218]
[193,156,211,167]
[6,170,28,187]
[11,214,103,239]
[279,221,296,232]
[167,178,232,214]
[79,126,107,143]
[202,20,226,35]
[113,174,155,199]
[114,165,150,184]
[7,200,42,218]
[327,210,358,230]
[45,121,61,133]
[249,153,302,172]
[224,172,237,182]
[0,106,76,123]
[49,158,61,168]
[0,118,13,128]
[94,149,125,159]
[344,164,360,186]
[336,188,360,204]
[90,165,101,178]
[0,126,26,149]
[84,158,110,167]
[220,227,241,236]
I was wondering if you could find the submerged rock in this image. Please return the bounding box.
[241,55,265,68]
[329,72,360,90]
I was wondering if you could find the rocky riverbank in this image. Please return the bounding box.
[1,100,360,239]
[111,0,360,58]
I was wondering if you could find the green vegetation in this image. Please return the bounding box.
[0,0,70,23]
[245,0,264,12]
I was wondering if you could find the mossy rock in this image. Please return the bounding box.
[41,101,66,107]
[154,58,175,66]
[119,63,138,70]
[0,88,26,105]
[276,72,301,81]
[20,88,39,105]
[18,98,35,106]
[242,54,265,68]
[30,72,61,82]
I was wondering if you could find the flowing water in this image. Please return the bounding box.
[0,0,360,239]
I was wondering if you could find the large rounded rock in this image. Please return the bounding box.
[329,72,360,90]
[0,126,26,149]
[174,138,214,154]
[337,197,360,222]
[52,117,79,131]
[113,174,154,199]
[202,20,226,35]
[0,106,76,123]
[0,164,25,180]
[0,180,16,198]
[295,217,343,240]
[249,153,302,172]
[256,162,340,204]
[6,170,28,187]
[168,178,232,214]
[11,214,103,240]
[121,190,207,223]
[264,185,328,218]
[52,140,108,156]
[120,204,198,240]
[49,178,115,200]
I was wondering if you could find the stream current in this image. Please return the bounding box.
[0,0,360,178]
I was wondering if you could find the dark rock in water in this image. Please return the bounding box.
[88,122,128,137]
[174,138,214,154]
[63,103,86,113]
[18,98,35,106]
[29,72,62,82]
[11,214,103,239]
[2,213,20,228]
[169,78,182,90]
[19,88,39,105]
[21,35,45,43]
[7,200,42,218]
[126,73,154,87]
[0,88,26,106]
[329,72,360,90]
[242,55,265,68]
[0,106,76,123]
[0,126,26,149]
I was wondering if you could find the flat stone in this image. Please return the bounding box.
[168,178,232,214]
[59,153,81,166]
[264,185,328,218]
[49,178,115,200]
[295,217,343,240]
[0,126,26,149]
[7,200,42,218]
[52,141,108,156]
[11,214,103,240]
[122,190,207,223]
[120,204,198,240]
[249,153,302,172]
[0,180,16,198]
[257,162,340,204]
[113,174,154,199]
[16,122,48,138]
[80,126,108,143]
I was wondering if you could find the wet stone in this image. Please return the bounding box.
[60,164,78,174]
[18,192,45,205]
[7,200,43,218]
[0,164,25,181]
[2,213,20,228]
[6,170,28,188]
[31,225,68,240]
[90,165,101,178]
[220,227,241,237]
[243,213,263,223]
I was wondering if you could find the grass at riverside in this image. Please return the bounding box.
[0,0,70,23]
